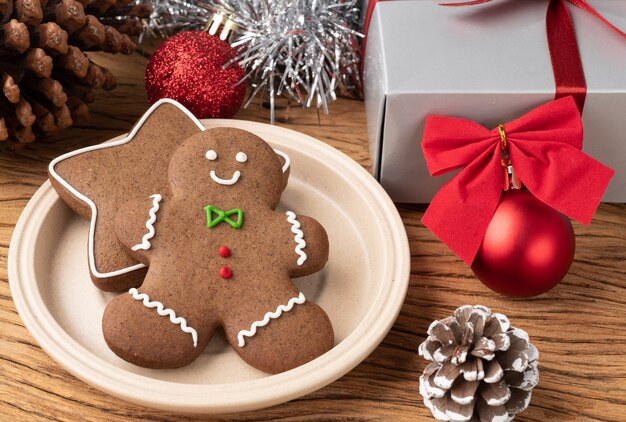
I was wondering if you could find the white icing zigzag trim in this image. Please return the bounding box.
[131,194,162,251]
[286,211,307,266]
[47,98,206,280]
[237,292,306,347]
[128,288,198,348]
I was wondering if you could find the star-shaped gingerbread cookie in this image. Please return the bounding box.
[48,100,206,291]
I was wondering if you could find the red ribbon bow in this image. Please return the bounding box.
[441,0,626,113]
[421,96,615,265]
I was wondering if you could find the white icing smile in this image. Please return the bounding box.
[210,170,241,185]
[205,148,290,187]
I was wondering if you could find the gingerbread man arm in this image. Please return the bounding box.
[283,211,329,278]
[114,193,164,265]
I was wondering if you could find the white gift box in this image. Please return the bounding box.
[363,0,626,203]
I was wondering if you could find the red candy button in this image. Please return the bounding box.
[218,246,231,258]
[219,266,233,279]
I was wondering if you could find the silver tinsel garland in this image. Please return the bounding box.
[139,0,363,122]
[137,0,212,40]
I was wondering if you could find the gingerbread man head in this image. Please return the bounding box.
[168,129,290,209]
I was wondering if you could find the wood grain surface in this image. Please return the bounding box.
[1,52,625,422]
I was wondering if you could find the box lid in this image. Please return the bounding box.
[369,0,626,95]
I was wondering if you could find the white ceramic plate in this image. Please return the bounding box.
[9,119,410,414]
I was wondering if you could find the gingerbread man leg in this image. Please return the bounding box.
[102,267,218,368]
[222,285,334,374]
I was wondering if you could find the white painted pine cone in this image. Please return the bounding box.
[418,305,539,422]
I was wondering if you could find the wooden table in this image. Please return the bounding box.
[1,52,625,422]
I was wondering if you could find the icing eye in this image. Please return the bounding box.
[205,150,217,160]
[235,152,248,163]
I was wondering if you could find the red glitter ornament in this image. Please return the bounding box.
[145,31,246,119]
[471,190,575,297]
[219,266,233,279]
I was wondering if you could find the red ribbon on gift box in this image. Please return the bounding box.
[440,0,626,113]
[421,96,614,265]
[362,0,626,112]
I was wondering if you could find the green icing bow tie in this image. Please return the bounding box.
[204,205,243,229]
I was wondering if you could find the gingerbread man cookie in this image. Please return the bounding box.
[103,127,332,373]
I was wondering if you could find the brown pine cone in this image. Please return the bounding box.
[418,305,539,422]
[0,0,152,146]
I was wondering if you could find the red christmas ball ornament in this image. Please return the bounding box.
[471,190,575,297]
[145,31,246,118]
